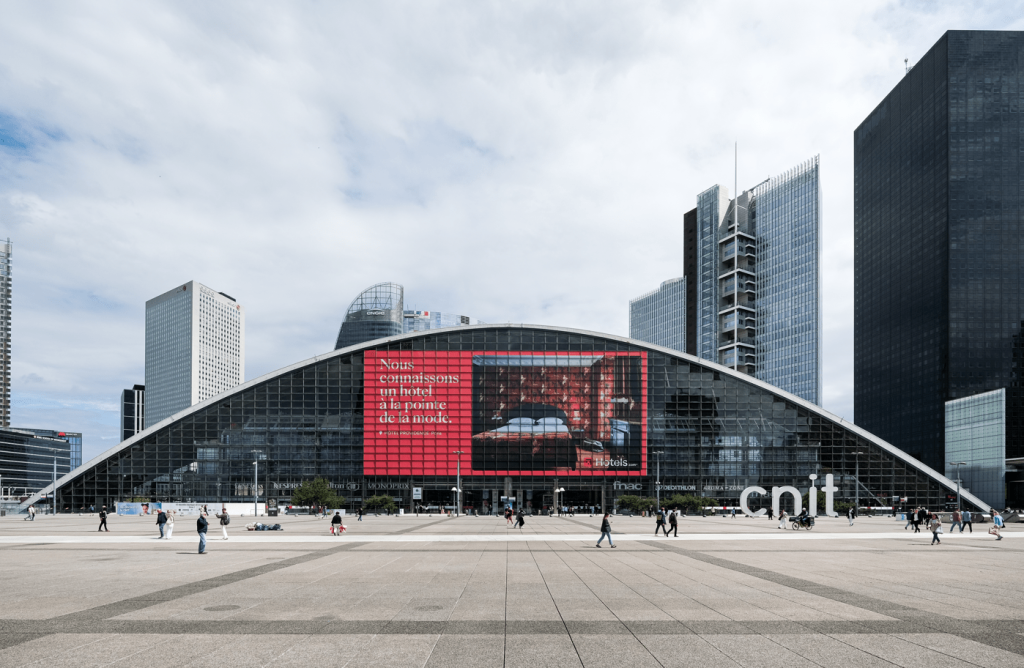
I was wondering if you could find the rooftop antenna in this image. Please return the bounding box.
[905,58,909,74]
[734,141,738,226]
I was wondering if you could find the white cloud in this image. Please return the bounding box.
[1,1,1021,460]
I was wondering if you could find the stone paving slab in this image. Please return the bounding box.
[1,515,1023,666]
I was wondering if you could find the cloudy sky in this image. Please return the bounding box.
[2,2,1021,462]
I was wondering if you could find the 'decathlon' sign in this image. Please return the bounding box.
[739,474,840,518]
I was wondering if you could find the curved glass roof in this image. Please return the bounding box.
[25,324,989,514]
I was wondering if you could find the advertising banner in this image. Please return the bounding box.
[363,350,646,476]
[116,502,161,516]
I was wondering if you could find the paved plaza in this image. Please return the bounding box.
[1,512,1023,667]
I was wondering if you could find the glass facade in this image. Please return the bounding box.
[695,186,727,362]
[689,159,821,405]
[334,282,404,350]
[34,326,980,514]
[945,389,1005,509]
[18,429,82,470]
[0,239,11,427]
[145,284,193,426]
[403,310,482,333]
[754,156,822,404]
[121,385,145,443]
[0,428,73,503]
[629,277,686,353]
[855,31,1024,472]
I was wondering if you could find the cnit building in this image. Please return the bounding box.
[26,325,984,514]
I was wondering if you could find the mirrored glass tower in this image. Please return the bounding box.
[629,277,686,353]
[335,282,405,350]
[855,31,1024,472]
[686,157,822,405]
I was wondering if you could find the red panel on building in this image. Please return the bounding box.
[363,350,646,477]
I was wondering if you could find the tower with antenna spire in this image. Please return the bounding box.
[683,154,822,405]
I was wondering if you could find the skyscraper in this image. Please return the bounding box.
[120,384,145,442]
[145,281,244,428]
[335,282,404,350]
[334,282,482,350]
[854,31,1024,472]
[0,239,10,427]
[629,277,686,353]
[685,156,822,404]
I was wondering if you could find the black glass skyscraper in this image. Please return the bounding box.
[854,31,1024,471]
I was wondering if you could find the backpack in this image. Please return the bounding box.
[222,514,230,525]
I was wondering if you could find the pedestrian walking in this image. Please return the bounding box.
[990,509,1004,541]
[197,512,209,554]
[655,507,669,536]
[25,505,35,521]
[731,507,736,518]
[904,508,914,530]
[98,506,109,532]
[515,509,526,529]
[668,510,678,537]
[331,512,345,536]
[917,507,928,528]
[930,515,943,545]
[767,506,774,520]
[216,507,230,540]
[506,507,514,526]
[156,509,167,539]
[777,509,787,529]
[166,512,175,539]
[961,510,973,533]
[596,513,616,548]
[357,507,363,522]
[847,506,855,527]
[949,510,962,533]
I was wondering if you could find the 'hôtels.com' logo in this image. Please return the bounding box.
[592,458,630,467]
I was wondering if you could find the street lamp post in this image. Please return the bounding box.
[252,460,259,517]
[52,456,56,515]
[853,451,865,512]
[652,450,665,508]
[452,450,464,516]
[952,461,967,511]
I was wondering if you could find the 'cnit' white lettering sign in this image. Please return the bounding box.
[739,474,839,518]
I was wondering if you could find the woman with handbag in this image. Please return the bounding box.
[930,515,943,545]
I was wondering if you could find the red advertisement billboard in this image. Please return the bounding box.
[363,350,646,476]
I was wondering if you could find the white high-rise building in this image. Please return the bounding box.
[145,281,244,428]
